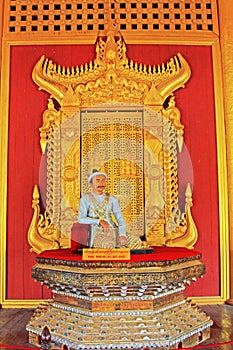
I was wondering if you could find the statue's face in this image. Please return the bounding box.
[91,174,107,195]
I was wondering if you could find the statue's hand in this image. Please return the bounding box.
[118,235,127,246]
[99,220,110,232]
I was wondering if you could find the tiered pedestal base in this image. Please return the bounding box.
[27,247,213,349]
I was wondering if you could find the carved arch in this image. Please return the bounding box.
[28,30,197,253]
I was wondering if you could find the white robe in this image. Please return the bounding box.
[78,192,126,247]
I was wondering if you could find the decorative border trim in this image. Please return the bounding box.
[0,35,229,306]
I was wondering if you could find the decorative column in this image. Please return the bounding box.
[218,0,233,304]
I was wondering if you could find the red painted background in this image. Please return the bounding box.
[7,43,218,299]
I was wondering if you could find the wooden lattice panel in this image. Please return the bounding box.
[6,0,217,36]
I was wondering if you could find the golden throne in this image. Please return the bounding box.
[28,29,198,254]
[27,29,213,349]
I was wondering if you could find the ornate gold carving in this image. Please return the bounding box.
[165,184,198,248]
[32,34,190,113]
[28,186,61,254]
[39,98,61,153]
[164,96,184,135]
[28,29,197,253]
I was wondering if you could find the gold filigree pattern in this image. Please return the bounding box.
[81,111,144,236]
[32,35,191,113]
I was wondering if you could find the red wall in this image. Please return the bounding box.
[7,43,219,299]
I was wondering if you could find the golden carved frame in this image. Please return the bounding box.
[27,29,199,254]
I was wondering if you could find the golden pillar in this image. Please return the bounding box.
[218,0,233,303]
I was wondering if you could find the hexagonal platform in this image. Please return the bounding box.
[27,247,212,349]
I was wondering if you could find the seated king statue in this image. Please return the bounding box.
[78,169,143,249]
